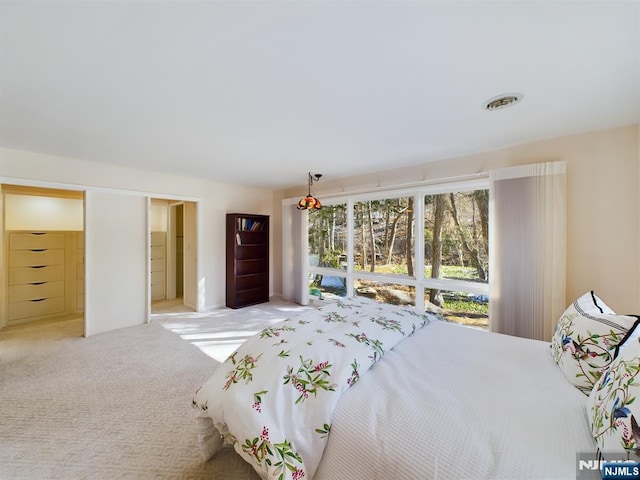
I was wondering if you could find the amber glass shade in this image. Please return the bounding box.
[296,195,322,210]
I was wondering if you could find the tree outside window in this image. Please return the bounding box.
[306,188,489,329]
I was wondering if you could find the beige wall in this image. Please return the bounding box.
[274,124,640,314]
[0,148,274,334]
[2,124,638,331]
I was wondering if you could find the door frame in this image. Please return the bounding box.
[147,198,198,315]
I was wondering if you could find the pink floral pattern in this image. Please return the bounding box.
[193,297,438,480]
[283,357,337,404]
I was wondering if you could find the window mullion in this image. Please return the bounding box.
[413,192,425,311]
[346,198,355,298]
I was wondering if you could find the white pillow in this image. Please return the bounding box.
[588,336,640,453]
[550,291,640,394]
[615,314,640,358]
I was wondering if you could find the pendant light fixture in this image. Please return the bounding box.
[296,172,323,210]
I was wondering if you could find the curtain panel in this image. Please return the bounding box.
[281,202,309,305]
[489,161,566,341]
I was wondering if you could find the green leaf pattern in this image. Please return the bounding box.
[370,315,404,334]
[551,311,627,393]
[241,427,306,480]
[260,325,296,339]
[345,331,385,363]
[589,344,640,452]
[283,356,337,404]
[192,297,440,480]
[223,353,263,390]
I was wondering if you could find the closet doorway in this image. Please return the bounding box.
[1,184,85,338]
[150,199,197,314]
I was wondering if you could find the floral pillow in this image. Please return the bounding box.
[550,291,640,394]
[588,336,640,454]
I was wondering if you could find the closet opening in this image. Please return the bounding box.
[1,184,85,338]
[149,199,197,315]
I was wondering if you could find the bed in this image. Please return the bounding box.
[192,293,640,480]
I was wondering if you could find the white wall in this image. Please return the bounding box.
[5,194,83,230]
[274,124,640,315]
[0,147,274,335]
[84,190,147,336]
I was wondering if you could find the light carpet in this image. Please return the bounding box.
[0,300,318,480]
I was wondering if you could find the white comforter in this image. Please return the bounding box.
[314,321,595,480]
[193,297,435,480]
[194,300,595,480]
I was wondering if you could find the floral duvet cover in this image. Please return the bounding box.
[192,297,438,480]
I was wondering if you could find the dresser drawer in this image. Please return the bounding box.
[9,232,65,250]
[9,281,65,303]
[151,282,165,299]
[151,232,166,247]
[151,257,165,272]
[151,245,165,260]
[9,265,65,285]
[151,270,165,285]
[8,296,65,321]
[9,249,64,267]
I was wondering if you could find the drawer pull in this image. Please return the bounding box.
[31,232,46,236]
[29,282,47,286]
[30,265,47,269]
[30,298,47,302]
[30,249,47,252]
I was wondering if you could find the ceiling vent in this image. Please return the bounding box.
[483,93,524,111]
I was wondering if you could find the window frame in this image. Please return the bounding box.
[307,177,490,313]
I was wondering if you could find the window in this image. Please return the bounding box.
[356,280,415,306]
[308,204,347,298]
[424,191,488,328]
[424,192,488,282]
[352,197,414,276]
[308,204,347,269]
[306,180,489,329]
[423,287,488,329]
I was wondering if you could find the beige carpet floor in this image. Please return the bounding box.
[0,299,317,480]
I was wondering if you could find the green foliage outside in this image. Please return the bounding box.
[307,193,489,326]
[442,295,489,315]
[376,264,485,283]
[320,250,342,269]
[311,264,489,317]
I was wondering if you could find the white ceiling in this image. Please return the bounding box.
[1,1,638,190]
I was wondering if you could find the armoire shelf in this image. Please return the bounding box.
[226,213,269,309]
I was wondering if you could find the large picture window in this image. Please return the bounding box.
[308,204,348,298]
[308,204,347,269]
[353,197,414,275]
[307,181,490,329]
[423,191,488,328]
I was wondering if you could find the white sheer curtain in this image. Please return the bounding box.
[489,161,566,341]
[281,201,309,305]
